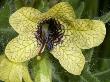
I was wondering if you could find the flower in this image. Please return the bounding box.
[4,2,106,76]
[0,55,32,82]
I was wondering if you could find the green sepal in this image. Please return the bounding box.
[31,52,52,82]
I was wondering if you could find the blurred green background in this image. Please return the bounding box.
[0,0,110,82]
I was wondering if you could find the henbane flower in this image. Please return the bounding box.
[0,55,33,82]
[2,2,106,77]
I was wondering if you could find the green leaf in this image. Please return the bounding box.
[96,12,110,23]
[0,3,10,28]
[0,3,17,54]
[0,0,6,9]
[80,70,100,82]
[76,1,85,18]
[93,58,110,82]
[14,0,24,9]
[62,0,81,8]
[82,0,99,18]
[37,0,49,12]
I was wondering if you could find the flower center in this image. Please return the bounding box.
[35,18,64,54]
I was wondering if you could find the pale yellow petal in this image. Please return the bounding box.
[51,40,85,75]
[0,55,32,82]
[41,2,75,22]
[65,19,106,49]
[22,64,33,82]
[0,55,5,63]
[9,7,41,34]
[5,33,40,62]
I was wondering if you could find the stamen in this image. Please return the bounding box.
[35,18,64,53]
